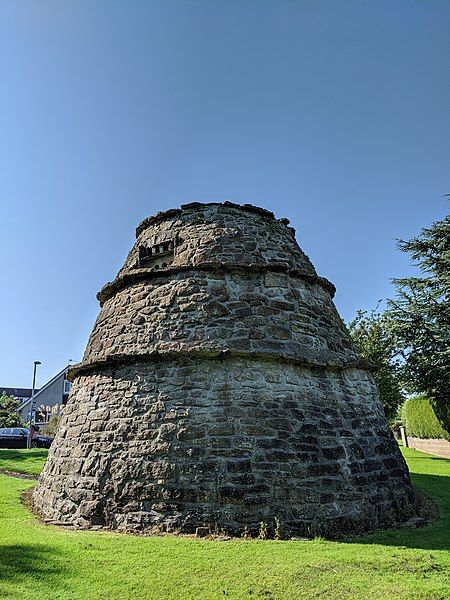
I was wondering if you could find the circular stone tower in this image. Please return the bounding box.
[33,202,417,536]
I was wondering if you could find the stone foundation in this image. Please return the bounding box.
[34,355,416,536]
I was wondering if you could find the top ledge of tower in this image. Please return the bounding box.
[135,201,291,238]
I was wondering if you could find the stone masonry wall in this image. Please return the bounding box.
[84,271,357,368]
[121,202,317,278]
[34,356,415,536]
[407,437,450,459]
[33,202,418,536]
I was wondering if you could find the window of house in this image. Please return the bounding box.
[63,380,72,394]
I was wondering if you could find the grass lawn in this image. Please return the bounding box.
[0,449,48,476]
[0,447,448,599]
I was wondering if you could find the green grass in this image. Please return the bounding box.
[0,447,448,599]
[0,449,48,476]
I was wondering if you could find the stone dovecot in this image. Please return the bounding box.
[33,202,418,536]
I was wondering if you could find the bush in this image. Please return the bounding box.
[42,415,59,436]
[0,393,21,428]
[401,396,450,441]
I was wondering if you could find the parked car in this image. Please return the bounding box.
[0,427,53,449]
[32,432,53,449]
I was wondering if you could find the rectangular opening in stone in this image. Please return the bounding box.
[138,240,175,269]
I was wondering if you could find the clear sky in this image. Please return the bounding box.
[0,1,449,387]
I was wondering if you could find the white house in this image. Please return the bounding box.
[15,366,72,423]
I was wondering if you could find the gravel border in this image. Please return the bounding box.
[0,469,38,480]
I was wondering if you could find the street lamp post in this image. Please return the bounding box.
[27,360,41,449]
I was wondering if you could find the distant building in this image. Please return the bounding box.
[13,366,72,423]
[0,387,39,404]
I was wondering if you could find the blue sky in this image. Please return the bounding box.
[1,1,449,387]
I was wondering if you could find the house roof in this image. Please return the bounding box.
[18,366,70,411]
[0,387,38,399]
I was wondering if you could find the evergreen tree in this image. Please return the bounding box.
[387,212,450,431]
[348,308,404,421]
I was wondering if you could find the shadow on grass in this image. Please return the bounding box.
[355,471,449,551]
[0,449,48,463]
[0,544,69,594]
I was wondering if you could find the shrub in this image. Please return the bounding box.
[401,396,450,441]
[42,415,60,436]
[0,393,21,428]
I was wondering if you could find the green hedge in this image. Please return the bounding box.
[402,396,450,441]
